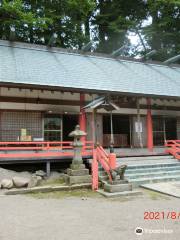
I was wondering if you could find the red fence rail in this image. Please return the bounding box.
[165,140,180,160]
[92,145,117,190]
[0,141,93,159]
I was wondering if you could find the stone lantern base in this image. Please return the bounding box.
[65,163,91,185]
[104,180,132,193]
[66,125,91,185]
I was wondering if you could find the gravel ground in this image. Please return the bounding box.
[0,190,179,240]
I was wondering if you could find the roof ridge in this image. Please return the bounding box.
[0,39,180,69]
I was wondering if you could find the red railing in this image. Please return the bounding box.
[165,140,180,160]
[92,145,117,190]
[0,141,93,159]
[96,146,112,182]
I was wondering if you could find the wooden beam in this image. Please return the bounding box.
[0,96,81,106]
[0,96,180,111]
[0,82,179,100]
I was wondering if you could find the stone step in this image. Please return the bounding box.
[126,162,180,170]
[98,163,180,175]
[99,175,109,181]
[99,167,180,178]
[126,170,180,180]
[125,165,180,174]
[98,171,108,176]
[117,155,173,161]
[117,159,178,165]
[117,161,179,168]
[97,189,143,198]
[96,155,180,188]
[129,175,180,188]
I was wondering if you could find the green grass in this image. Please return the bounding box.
[143,189,170,200]
[39,178,65,186]
[28,189,101,199]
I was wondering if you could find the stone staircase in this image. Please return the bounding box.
[98,155,180,188]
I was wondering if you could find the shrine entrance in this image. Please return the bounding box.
[153,117,177,146]
[103,115,130,148]
[63,114,78,141]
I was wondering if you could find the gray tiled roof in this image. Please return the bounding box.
[0,41,180,99]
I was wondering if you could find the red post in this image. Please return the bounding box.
[109,153,116,169]
[92,148,98,190]
[79,93,86,144]
[147,98,153,151]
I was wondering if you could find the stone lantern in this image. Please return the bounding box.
[68,125,86,166]
[66,125,91,185]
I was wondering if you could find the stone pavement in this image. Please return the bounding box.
[141,181,180,198]
[0,190,180,240]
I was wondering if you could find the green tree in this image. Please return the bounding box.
[0,0,179,62]
[93,0,147,54]
[0,0,95,48]
[0,0,51,42]
[143,0,180,61]
[24,0,95,48]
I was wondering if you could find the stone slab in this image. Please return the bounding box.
[67,175,91,185]
[4,183,92,195]
[107,180,128,185]
[67,168,89,176]
[70,163,86,170]
[141,181,180,198]
[97,189,143,198]
[104,183,132,193]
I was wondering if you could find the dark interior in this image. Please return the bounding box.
[165,118,177,140]
[153,117,177,146]
[63,114,78,141]
[103,115,130,147]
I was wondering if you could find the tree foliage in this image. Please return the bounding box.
[0,0,179,61]
[0,0,51,41]
[0,0,95,47]
[93,0,147,54]
[143,0,180,61]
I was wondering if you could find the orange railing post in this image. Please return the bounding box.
[96,146,112,182]
[108,153,116,170]
[92,148,98,190]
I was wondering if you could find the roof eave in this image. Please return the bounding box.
[0,81,180,100]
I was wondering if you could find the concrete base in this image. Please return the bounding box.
[107,180,128,185]
[97,189,143,198]
[65,175,91,185]
[67,168,89,176]
[65,162,91,185]
[5,183,92,195]
[104,182,132,193]
[70,163,86,170]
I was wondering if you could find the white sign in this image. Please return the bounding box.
[135,122,143,133]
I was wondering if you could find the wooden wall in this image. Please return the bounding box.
[177,117,180,139]
[86,113,103,144]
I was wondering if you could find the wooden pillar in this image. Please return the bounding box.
[91,109,96,145]
[137,98,143,148]
[79,93,86,143]
[147,98,153,151]
[46,161,51,177]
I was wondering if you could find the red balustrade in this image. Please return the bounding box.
[0,141,93,159]
[165,140,180,160]
[92,145,117,190]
